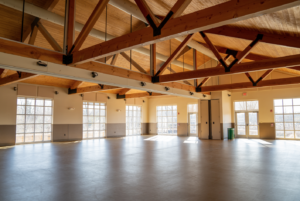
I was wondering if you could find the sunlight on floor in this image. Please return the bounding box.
[145,136,176,141]
[252,139,272,145]
[184,137,199,144]
[0,145,15,149]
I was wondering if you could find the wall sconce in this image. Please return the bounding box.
[55,91,59,95]
[228,94,231,97]
[13,87,17,91]
[80,94,83,97]
[107,96,110,99]
[68,107,75,111]
[143,100,145,103]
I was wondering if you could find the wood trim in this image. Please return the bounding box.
[120,52,147,74]
[206,25,300,49]
[71,0,110,53]
[71,0,300,64]
[118,88,131,95]
[28,25,38,45]
[0,72,37,86]
[0,37,63,64]
[155,53,300,83]
[36,22,63,52]
[200,76,300,92]
[70,81,83,89]
[69,84,120,95]
[155,33,195,76]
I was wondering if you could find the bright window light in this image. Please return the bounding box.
[16,97,53,143]
[83,101,106,139]
[126,105,142,136]
[157,105,177,135]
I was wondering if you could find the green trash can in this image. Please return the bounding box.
[228,128,235,140]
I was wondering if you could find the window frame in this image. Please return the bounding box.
[273,98,300,140]
[16,96,54,144]
[156,105,178,135]
[82,101,107,139]
[126,104,142,136]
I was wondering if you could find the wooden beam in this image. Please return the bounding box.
[71,0,300,64]
[175,46,191,60]
[0,72,37,86]
[150,44,156,76]
[28,25,38,45]
[70,81,83,89]
[206,25,300,49]
[71,0,110,53]
[155,33,195,76]
[134,0,160,26]
[36,22,63,52]
[97,55,114,63]
[0,69,9,78]
[69,84,120,95]
[110,54,119,66]
[199,76,300,92]
[120,52,147,74]
[169,0,193,18]
[74,61,196,92]
[166,67,192,86]
[0,37,63,64]
[154,53,300,83]
[66,0,76,54]
[118,88,131,95]
[120,92,163,99]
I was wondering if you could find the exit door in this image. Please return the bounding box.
[236,112,259,138]
[188,113,198,136]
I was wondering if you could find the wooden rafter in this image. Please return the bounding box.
[155,33,195,76]
[118,88,131,95]
[166,67,192,86]
[0,72,37,86]
[198,76,300,92]
[0,37,63,64]
[36,22,63,52]
[118,92,163,99]
[65,0,76,54]
[0,69,9,78]
[120,52,147,74]
[71,0,110,53]
[153,53,300,83]
[69,84,120,95]
[175,46,191,60]
[71,0,300,64]
[110,54,119,66]
[70,81,83,89]
[135,0,192,36]
[206,25,300,49]
[28,25,38,45]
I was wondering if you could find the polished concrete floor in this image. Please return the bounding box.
[0,136,300,201]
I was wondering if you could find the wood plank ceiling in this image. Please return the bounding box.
[0,0,300,93]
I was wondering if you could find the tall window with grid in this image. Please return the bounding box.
[126,105,142,136]
[16,97,53,143]
[274,99,300,139]
[157,105,177,135]
[83,102,106,138]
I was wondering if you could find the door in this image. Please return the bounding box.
[211,100,221,139]
[200,100,209,139]
[188,113,198,136]
[235,112,259,138]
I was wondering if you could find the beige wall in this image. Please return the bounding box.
[148,96,199,123]
[0,83,149,125]
[231,85,300,123]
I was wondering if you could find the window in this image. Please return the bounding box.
[16,97,53,143]
[126,105,142,136]
[83,101,106,139]
[274,99,300,139]
[157,105,177,135]
[234,101,259,111]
